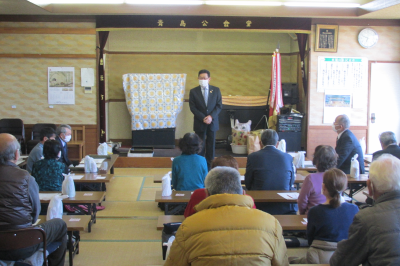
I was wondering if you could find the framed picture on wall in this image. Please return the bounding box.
[315,24,339,52]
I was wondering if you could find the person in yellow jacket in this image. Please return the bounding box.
[164,166,289,266]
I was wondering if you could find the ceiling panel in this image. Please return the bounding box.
[0,0,399,19]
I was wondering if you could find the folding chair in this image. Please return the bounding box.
[0,227,48,266]
[27,123,56,154]
[0,119,26,153]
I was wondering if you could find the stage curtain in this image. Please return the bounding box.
[222,96,269,107]
[123,73,186,130]
[98,31,109,142]
[296,33,308,95]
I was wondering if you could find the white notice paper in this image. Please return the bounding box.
[175,194,185,196]
[77,163,102,168]
[39,193,62,201]
[323,91,352,124]
[81,68,94,87]
[48,67,75,105]
[96,176,107,179]
[71,175,84,180]
[80,158,105,164]
[303,161,314,167]
[278,192,299,200]
[69,218,81,222]
[317,57,368,92]
[83,193,93,196]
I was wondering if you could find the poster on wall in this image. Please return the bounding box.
[323,91,352,124]
[48,67,75,104]
[317,57,368,92]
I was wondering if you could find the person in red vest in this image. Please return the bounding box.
[184,155,256,217]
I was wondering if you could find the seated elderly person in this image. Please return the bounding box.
[330,154,400,265]
[372,131,400,161]
[31,139,65,191]
[0,134,67,266]
[245,129,297,214]
[26,127,56,173]
[184,155,256,217]
[172,132,208,191]
[165,166,289,266]
[297,145,338,214]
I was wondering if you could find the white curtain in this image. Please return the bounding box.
[123,73,186,130]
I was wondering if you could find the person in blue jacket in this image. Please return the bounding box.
[172,133,208,191]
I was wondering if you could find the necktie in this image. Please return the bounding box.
[203,87,208,107]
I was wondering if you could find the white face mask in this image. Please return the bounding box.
[332,124,338,133]
[64,134,72,143]
[199,79,208,88]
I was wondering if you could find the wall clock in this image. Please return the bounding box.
[358,28,378,48]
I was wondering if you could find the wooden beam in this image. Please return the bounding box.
[105,51,299,56]
[0,15,96,23]
[114,156,248,168]
[0,28,96,35]
[0,54,96,59]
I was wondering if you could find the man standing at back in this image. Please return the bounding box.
[0,133,67,266]
[56,124,73,174]
[26,127,56,173]
[372,131,400,160]
[165,166,289,266]
[189,69,222,170]
[245,129,297,214]
[333,114,365,174]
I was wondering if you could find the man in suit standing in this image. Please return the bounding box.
[372,131,400,161]
[56,124,73,174]
[189,69,222,169]
[333,114,365,174]
[245,129,297,215]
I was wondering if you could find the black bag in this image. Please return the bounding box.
[162,222,182,260]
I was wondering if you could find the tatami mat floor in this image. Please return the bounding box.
[67,167,365,266]
[67,168,166,266]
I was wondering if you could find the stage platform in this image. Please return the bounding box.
[113,147,248,168]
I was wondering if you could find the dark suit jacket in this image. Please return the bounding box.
[245,146,297,214]
[189,85,222,132]
[56,136,72,173]
[335,130,365,174]
[372,144,400,161]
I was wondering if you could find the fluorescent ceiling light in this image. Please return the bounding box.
[126,0,204,4]
[284,2,360,8]
[28,0,360,7]
[28,0,124,3]
[206,1,282,6]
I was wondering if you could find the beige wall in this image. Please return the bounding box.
[107,30,294,53]
[107,53,295,99]
[308,25,400,126]
[106,29,299,140]
[307,24,400,155]
[0,22,97,125]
